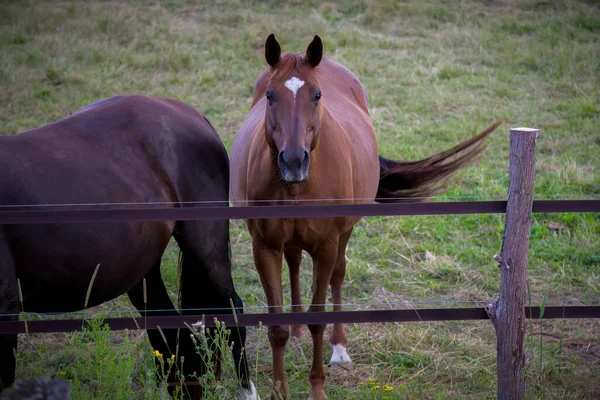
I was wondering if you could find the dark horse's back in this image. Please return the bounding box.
[0,96,252,397]
[0,95,229,311]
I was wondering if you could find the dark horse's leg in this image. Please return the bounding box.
[0,237,19,392]
[127,264,192,397]
[175,219,257,399]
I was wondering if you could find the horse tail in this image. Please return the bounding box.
[376,121,501,203]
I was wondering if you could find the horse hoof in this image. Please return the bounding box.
[329,344,352,365]
[308,389,329,400]
[239,381,260,400]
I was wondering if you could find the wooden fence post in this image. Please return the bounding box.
[486,127,540,400]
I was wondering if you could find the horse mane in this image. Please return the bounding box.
[376,121,501,202]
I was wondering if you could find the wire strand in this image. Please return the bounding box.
[0,194,598,209]
[4,299,599,319]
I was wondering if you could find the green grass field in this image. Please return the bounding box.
[2,0,599,398]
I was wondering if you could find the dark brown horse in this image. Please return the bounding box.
[0,96,257,399]
[230,35,499,399]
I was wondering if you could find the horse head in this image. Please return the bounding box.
[263,34,324,184]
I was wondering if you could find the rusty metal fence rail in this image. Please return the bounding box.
[2,307,600,335]
[1,199,599,335]
[0,200,597,225]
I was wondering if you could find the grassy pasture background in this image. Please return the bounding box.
[1,0,599,398]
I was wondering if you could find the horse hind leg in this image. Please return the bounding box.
[0,242,19,392]
[285,246,304,339]
[329,229,353,366]
[228,291,260,400]
[175,221,258,400]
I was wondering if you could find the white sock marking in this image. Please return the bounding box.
[239,380,260,400]
[284,76,305,100]
[330,344,352,365]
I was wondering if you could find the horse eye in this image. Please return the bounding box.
[266,90,274,102]
[314,91,322,102]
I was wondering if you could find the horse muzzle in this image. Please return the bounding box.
[277,148,310,183]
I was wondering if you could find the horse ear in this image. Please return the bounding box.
[305,35,323,68]
[265,34,281,67]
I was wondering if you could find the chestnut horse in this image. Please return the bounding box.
[0,96,257,400]
[230,35,499,399]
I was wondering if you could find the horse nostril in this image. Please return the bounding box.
[303,150,309,162]
[278,151,286,165]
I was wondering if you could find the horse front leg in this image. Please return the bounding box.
[127,264,186,396]
[307,238,339,400]
[0,240,19,393]
[284,247,304,339]
[252,239,287,399]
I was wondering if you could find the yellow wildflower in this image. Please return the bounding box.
[384,385,395,391]
[371,385,381,391]
[153,350,163,359]
[367,378,376,384]
[171,354,175,360]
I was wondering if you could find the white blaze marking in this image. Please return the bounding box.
[284,76,305,100]
[330,344,352,365]
[239,380,260,400]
